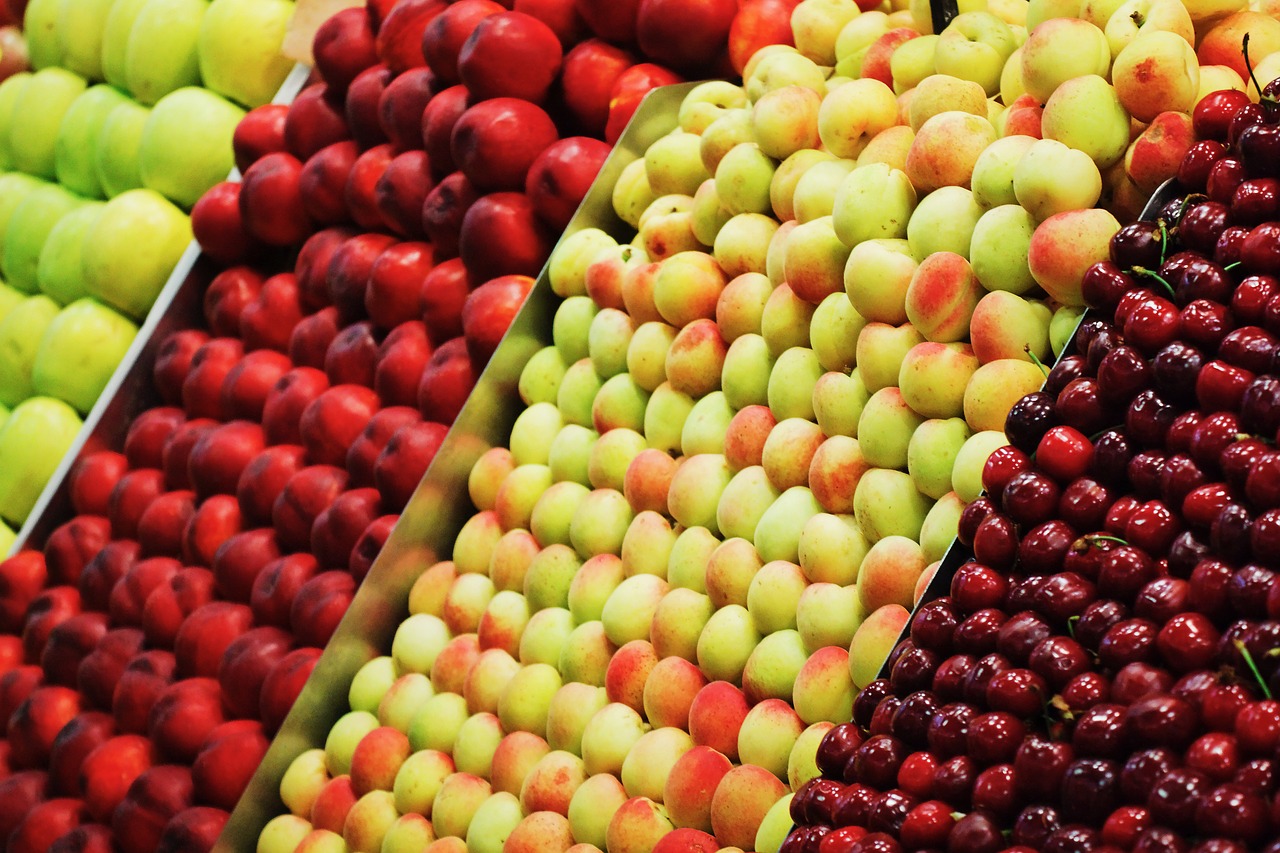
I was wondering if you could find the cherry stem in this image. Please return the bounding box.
[1024,345,1048,379]
[1158,219,1169,262]
[1066,614,1079,639]
[1225,261,1242,271]
[1235,639,1274,700]
[1244,34,1265,98]
[1130,266,1176,299]
[1084,534,1128,547]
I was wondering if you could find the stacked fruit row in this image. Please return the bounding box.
[785,86,1280,850]
[0,1,777,851]
[0,0,295,546]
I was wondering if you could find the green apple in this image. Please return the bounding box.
[125,0,209,106]
[55,85,131,200]
[0,73,32,169]
[101,0,151,90]
[57,0,116,80]
[3,184,84,294]
[0,294,58,406]
[0,173,50,261]
[95,98,151,198]
[140,87,244,207]
[32,298,138,413]
[0,395,83,524]
[37,202,103,306]
[198,0,295,108]
[22,0,64,70]
[82,188,191,319]
[9,68,87,180]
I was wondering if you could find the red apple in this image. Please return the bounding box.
[0,550,47,633]
[239,152,313,247]
[513,0,585,44]
[23,585,83,662]
[311,486,382,569]
[124,407,187,470]
[190,180,264,266]
[48,711,113,798]
[77,627,147,712]
[108,469,165,541]
[420,170,479,259]
[450,98,559,192]
[135,491,196,559]
[285,82,351,161]
[376,149,434,238]
[367,241,434,331]
[290,307,342,370]
[376,0,447,73]
[0,771,48,843]
[221,349,293,421]
[43,516,111,586]
[420,85,471,179]
[78,541,135,612]
[147,678,226,763]
[420,256,470,341]
[375,320,432,407]
[161,420,216,491]
[349,514,398,580]
[80,733,155,824]
[458,191,554,280]
[250,552,320,629]
[187,420,267,501]
[0,665,42,737]
[191,722,269,810]
[417,335,476,422]
[378,66,438,151]
[7,797,87,853]
[325,321,381,388]
[312,6,379,92]
[217,627,293,720]
[110,650,176,735]
[560,39,636,136]
[462,274,533,363]
[211,527,282,603]
[299,139,359,227]
[299,384,381,466]
[157,806,229,851]
[345,406,422,487]
[574,0,641,43]
[421,0,505,82]
[240,271,305,353]
[345,143,395,233]
[525,135,612,230]
[68,451,129,518]
[141,568,215,650]
[295,227,354,313]
[8,684,81,769]
[110,764,194,853]
[375,420,450,510]
[605,62,684,143]
[290,570,356,648]
[203,266,264,339]
[273,464,350,551]
[181,495,243,568]
[107,559,181,630]
[345,64,392,149]
[181,337,244,420]
[636,0,735,74]
[173,601,254,680]
[259,646,321,734]
[458,11,563,102]
[236,444,307,526]
[263,367,331,446]
[41,611,109,687]
[729,0,796,74]
[232,103,289,175]
[328,231,398,324]
[47,823,115,853]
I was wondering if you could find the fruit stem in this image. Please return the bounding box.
[1225,261,1242,271]
[1158,220,1169,262]
[1235,639,1274,700]
[1066,614,1079,639]
[1244,34,1266,99]
[1025,345,1049,379]
[1130,266,1176,299]
[1084,534,1128,547]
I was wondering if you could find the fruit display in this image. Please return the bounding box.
[783,76,1280,852]
[0,0,294,540]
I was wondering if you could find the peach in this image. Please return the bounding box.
[490,731,551,796]
[687,681,749,760]
[505,811,575,853]
[759,418,824,492]
[904,110,998,194]
[350,726,411,795]
[904,252,983,343]
[605,640,659,714]
[545,683,607,756]
[649,588,714,664]
[737,698,805,779]
[521,749,588,816]
[620,727,695,800]
[663,746,733,832]
[708,765,787,850]
[667,526,719,593]
[848,603,910,689]
[858,535,928,612]
[408,560,457,617]
[391,748,453,816]
[962,358,1050,432]
[1027,208,1120,308]
[723,405,777,473]
[605,797,676,853]
[653,252,728,327]
[792,646,855,725]
[490,530,541,593]
[497,663,561,740]
[620,512,677,580]
[967,293,1051,366]
[556,620,615,686]
[896,341,980,421]
[807,436,870,516]
[1197,11,1280,81]
[642,656,708,730]
[567,773,628,850]
[665,319,728,399]
[623,450,679,516]
[463,648,521,715]
[1124,110,1195,193]
[704,538,761,609]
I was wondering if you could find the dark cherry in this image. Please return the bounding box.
[957,498,995,547]
[869,694,901,736]
[1017,520,1077,576]
[890,691,940,748]
[1058,671,1112,715]
[981,444,1031,497]
[961,652,1011,706]
[1178,260,1233,308]
[1133,826,1191,853]
[816,722,866,778]
[1232,178,1280,225]
[1206,157,1247,205]
[1031,570,1096,627]
[1179,298,1233,350]
[1127,450,1168,499]
[1231,757,1275,794]
[1190,411,1243,474]
[1111,662,1175,704]
[1227,562,1276,617]
[931,656,975,704]
[890,645,941,695]
[1182,485,1232,534]
[1046,354,1089,396]
[965,711,1025,766]
[1178,139,1229,190]
[1216,225,1249,267]
[832,782,879,827]
[1097,618,1158,670]
[1056,377,1113,437]
[1158,612,1221,674]
[1187,558,1234,621]
[1240,374,1280,436]
[972,514,1019,573]
[1124,499,1181,557]
[1166,410,1204,454]
[986,668,1048,717]
[1228,103,1266,146]
[1121,747,1181,804]
[1220,437,1269,493]
[1043,825,1102,853]
[866,788,917,836]
[1249,507,1280,566]
[971,762,1019,818]
[1014,737,1074,803]
[1151,340,1205,406]
[910,599,959,655]
[1012,804,1063,849]
[1219,326,1277,373]
[953,610,1008,658]
[1090,430,1134,488]
[948,562,1008,614]
[852,679,894,730]
[931,754,977,811]
[1232,276,1278,324]
[1147,768,1212,833]
[1095,345,1150,409]
[1127,692,1199,749]
[996,611,1052,664]
[1075,599,1130,652]
[1029,635,1091,690]
[1185,731,1241,783]
[1194,89,1252,142]
[1197,359,1255,413]
[1167,529,1210,577]
[1082,261,1137,312]
[1133,576,1190,623]
[945,811,1002,853]
[1072,703,1131,759]
[1060,758,1121,824]
[1057,479,1113,533]
[1111,220,1166,269]
[1245,450,1280,509]
[1213,503,1257,565]
[1179,200,1232,255]
[1004,391,1059,455]
[1238,123,1280,182]
[1195,784,1271,843]
[1125,389,1177,449]
[1101,804,1152,850]
[1159,454,1206,508]
[1241,221,1280,275]
[850,735,908,790]
[899,800,955,851]
[1123,295,1182,354]
[926,701,976,759]
[1235,699,1280,756]
[896,751,938,799]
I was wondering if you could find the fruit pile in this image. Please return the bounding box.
[783,77,1280,853]
[0,0,294,546]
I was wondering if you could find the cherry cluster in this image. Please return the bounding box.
[781,81,1280,853]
